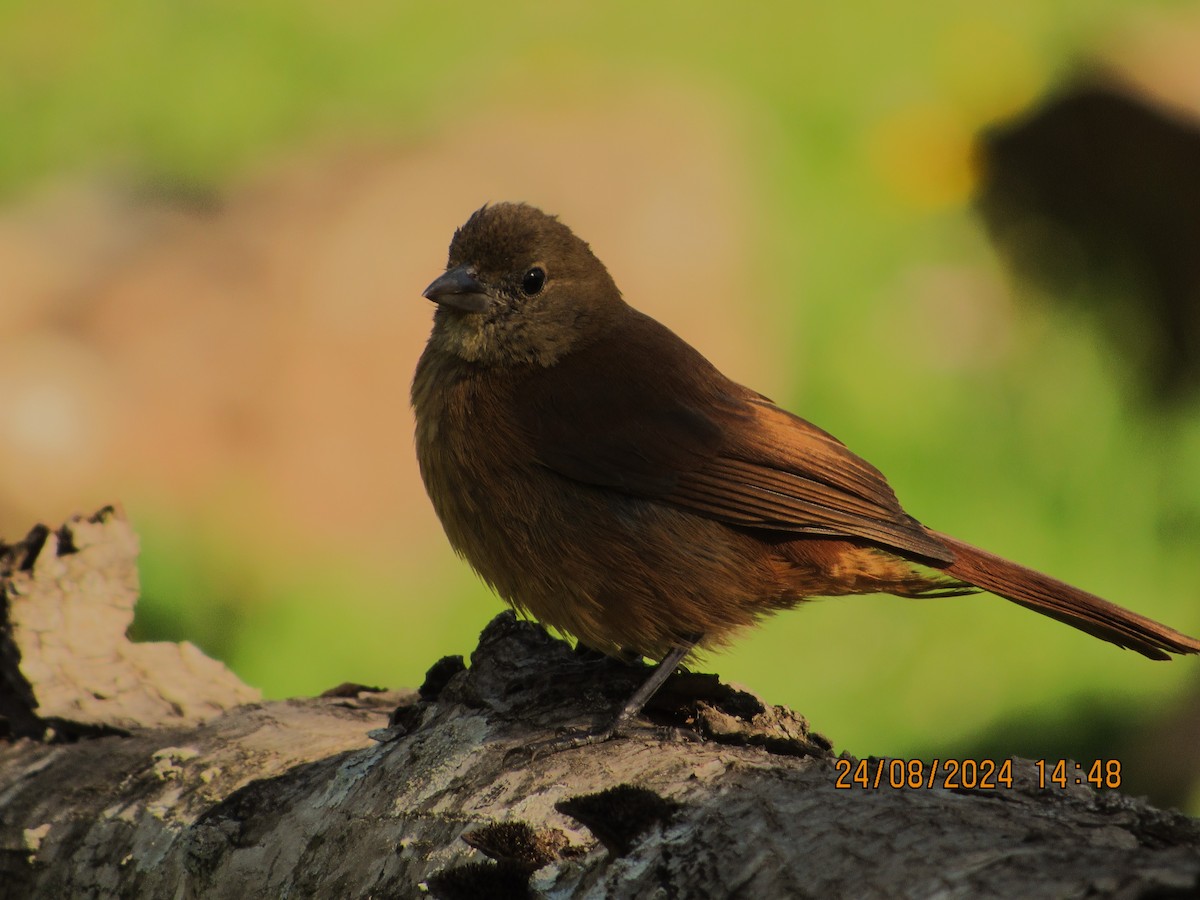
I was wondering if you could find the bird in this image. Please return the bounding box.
[411,201,1200,743]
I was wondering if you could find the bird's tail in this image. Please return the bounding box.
[932,531,1200,660]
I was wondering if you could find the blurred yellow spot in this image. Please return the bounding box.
[867,104,975,210]
[868,20,1047,212]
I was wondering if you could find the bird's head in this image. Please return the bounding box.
[421,203,624,367]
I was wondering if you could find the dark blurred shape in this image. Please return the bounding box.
[943,682,1200,812]
[977,75,1200,404]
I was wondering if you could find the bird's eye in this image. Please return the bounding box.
[521,266,546,297]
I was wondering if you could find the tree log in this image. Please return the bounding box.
[1,509,1198,899]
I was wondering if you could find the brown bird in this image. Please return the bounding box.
[412,202,1200,742]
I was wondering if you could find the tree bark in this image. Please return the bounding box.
[1,509,1198,899]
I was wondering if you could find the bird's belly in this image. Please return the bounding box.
[421,443,790,657]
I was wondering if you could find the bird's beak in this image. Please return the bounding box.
[422,266,492,313]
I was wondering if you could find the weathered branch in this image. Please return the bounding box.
[1,509,1198,898]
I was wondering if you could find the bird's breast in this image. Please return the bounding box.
[412,350,552,587]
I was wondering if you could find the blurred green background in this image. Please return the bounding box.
[3,1,1199,809]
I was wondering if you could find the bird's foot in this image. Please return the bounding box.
[505,717,623,762]
[508,714,702,763]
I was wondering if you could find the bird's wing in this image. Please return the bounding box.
[517,313,953,563]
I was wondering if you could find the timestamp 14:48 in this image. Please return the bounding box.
[1035,759,1122,790]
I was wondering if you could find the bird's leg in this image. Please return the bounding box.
[603,639,697,739]
[521,637,700,757]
